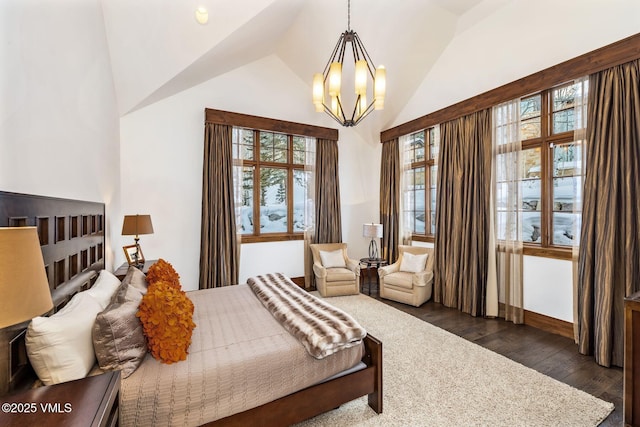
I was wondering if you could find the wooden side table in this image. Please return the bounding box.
[0,370,120,427]
[114,259,157,280]
[359,258,388,295]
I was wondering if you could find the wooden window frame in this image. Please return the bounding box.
[405,128,438,243]
[520,85,578,260]
[205,109,337,244]
[238,131,307,243]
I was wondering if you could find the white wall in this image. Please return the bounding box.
[0,0,120,268]
[394,0,640,321]
[119,55,381,290]
[395,0,640,127]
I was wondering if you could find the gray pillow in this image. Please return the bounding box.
[92,283,147,378]
[121,265,148,295]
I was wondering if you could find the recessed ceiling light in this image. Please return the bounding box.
[195,6,208,25]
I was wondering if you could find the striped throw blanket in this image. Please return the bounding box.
[247,273,366,359]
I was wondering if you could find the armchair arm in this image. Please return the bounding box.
[378,262,400,277]
[312,262,327,278]
[413,270,434,287]
[346,258,361,276]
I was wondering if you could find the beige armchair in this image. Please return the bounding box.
[378,245,433,307]
[310,243,360,297]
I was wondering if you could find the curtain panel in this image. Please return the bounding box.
[303,137,317,290]
[314,138,342,244]
[434,109,492,317]
[491,99,524,324]
[571,77,589,343]
[380,138,401,264]
[578,59,640,367]
[199,123,239,289]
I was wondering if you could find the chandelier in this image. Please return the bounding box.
[312,0,386,127]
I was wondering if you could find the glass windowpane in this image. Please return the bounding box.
[523,212,542,243]
[553,110,574,134]
[260,132,287,163]
[429,126,440,160]
[521,117,541,139]
[414,211,425,233]
[522,148,541,179]
[240,129,254,160]
[238,166,254,234]
[293,170,311,232]
[520,95,541,140]
[521,95,541,120]
[413,167,425,234]
[293,136,306,164]
[552,212,580,246]
[553,84,576,111]
[409,131,425,162]
[259,168,287,233]
[553,143,581,177]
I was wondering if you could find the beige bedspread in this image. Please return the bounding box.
[120,284,364,426]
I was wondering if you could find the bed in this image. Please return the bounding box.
[0,190,383,426]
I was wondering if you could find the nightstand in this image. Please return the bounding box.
[0,370,120,427]
[114,259,157,280]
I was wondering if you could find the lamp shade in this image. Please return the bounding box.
[362,223,383,239]
[121,215,154,237]
[0,227,53,328]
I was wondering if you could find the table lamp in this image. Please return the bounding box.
[362,223,383,260]
[122,214,153,266]
[0,227,53,329]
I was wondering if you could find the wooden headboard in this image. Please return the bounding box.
[0,191,106,395]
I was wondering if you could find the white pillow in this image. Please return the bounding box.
[399,252,428,273]
[86,270,122,309]
[319,249,347,268]
[26,292,103,385]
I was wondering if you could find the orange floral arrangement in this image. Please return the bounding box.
[136,280,196,364]
[146,258,181,290]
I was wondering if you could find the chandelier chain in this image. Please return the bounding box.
[347,0,351,30]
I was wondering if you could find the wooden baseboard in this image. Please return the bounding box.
[524,310,574,339]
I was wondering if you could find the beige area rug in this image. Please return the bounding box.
[297,293,614,427]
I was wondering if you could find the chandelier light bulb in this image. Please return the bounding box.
[313,73,325,112]
[355,60,368,95]
[328,62,342,97]
[374,65,386,110]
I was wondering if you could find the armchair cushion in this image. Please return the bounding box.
[400,252,428,273]
[383,272,414,290]
[319,249,347,268]
[326,267,356,282]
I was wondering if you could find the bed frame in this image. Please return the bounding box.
[210,334,383,426]
[0,190,383,425]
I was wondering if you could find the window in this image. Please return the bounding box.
[403,126,439,240]
[233,128,313,242]
[518,80,587,255]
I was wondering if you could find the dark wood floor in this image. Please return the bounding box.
[367,289,623,426]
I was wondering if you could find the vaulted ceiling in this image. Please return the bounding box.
[99,0,504,138]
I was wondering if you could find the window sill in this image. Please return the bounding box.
[241,234,304,244]
[411,235,435,244]
[523,245,573,261]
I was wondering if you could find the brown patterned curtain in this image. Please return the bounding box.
[199,123,239,289]
[314,138,342,243]
[434,109,492,317]
[577,59,640,367]
[380,138,401,264]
